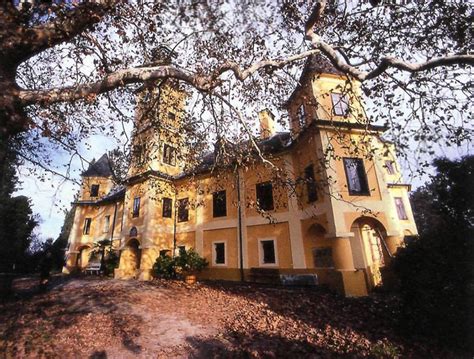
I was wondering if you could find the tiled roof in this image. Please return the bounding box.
[82,154,113,177]
[304,54,344,76]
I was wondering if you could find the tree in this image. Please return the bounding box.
[392,156,473,351]
[0,1,471,179]
[0,137,38,273]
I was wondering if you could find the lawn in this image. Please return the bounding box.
[0,276,458,358]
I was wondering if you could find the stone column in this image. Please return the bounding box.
[332,237,355,270]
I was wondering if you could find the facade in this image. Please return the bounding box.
[64,56,417,296]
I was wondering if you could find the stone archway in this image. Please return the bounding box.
[350,217,388,288]
[118,238,142,279]
[76,245,91,270]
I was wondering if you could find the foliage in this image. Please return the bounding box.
[0,137,38,273]
[175,248,208,274]
[152,254,177,279]
[104,250,119,276]
[392,156,473,351]
[0,1,471,182]
[153,248,208,279]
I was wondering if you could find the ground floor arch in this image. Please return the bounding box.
[350,217,389,289]
[117,238,142,279]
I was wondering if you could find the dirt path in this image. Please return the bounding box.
[0,276,457,358]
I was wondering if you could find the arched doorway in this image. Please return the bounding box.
[76,246,91,270]
[350,217,389,288]
[119,238,142,278]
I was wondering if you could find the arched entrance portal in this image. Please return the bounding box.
[350,217,389,288]
[76,246,91,270]
[119,238,142,278]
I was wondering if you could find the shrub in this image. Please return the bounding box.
[152,254,176,279]
[175,248,208,274]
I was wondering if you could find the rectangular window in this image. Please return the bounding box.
[103,215,110,233]
[177,198,189,222]
[162,197,172,218]
[304,165,318,203]
[312,247,334,268]
[331,93,349,116]
[261,240,276,264]
[395,197,408,220]
[83,218,92,235]
[213,190,227,217]
[132,197,140,218]
[90,184,99,197]
[163,144,176,166]
[385,160,396,175]
[256,182,274,211]
[214,242,226,265]
[177,245,186,254]
[343,158,370,196]
[297,104,306,129]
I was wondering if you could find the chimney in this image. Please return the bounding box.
[258,109,276,139]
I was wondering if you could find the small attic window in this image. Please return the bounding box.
[90,184,99,197]
[297,105,306,129]
[331,93,349,116]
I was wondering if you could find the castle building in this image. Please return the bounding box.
[64,56,418,296]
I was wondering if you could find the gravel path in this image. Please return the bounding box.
[0,276,457,358]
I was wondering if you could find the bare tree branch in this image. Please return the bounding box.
[305,1,474,81]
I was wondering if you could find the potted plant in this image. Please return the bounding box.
[175,248,208,284]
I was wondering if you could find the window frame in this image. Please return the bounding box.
[304,165,318,203]
[297,104,306,129]
[90,184,99,197]
[212,240,227,266]
[256,181,274,211]
[312,247,334,268]
[162,143,177,166]
[258,238,278,266]
[103,215,110,233]
[394,197,408,220]
[343,157,370,196]
[331,92,350,116]
[132,197,141,218]
[385,160,396,175]
[212,190,227,218]
[177,198,189,222]
[83,218,92,235]
[162,197,172,218]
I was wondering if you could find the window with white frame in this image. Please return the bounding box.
[343,158,370,196]
[394,197,408,220]
[213,241,226,266]
[259,239,277,265]
[331,93,349,116]
[163,144,176,166]
[103,215,110,233]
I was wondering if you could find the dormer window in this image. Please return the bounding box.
[297,105,306,129]
[90,184,99,197]
[331,93,349,116]
[163,144,176,166]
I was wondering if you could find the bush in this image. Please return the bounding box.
[153,254,176,279]
[392,156,473,352]
[175,248,208,274]
[152,248,208,279]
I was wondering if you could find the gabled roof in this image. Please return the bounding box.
[82,154,113,177]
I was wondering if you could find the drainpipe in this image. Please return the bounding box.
[173,190,178,258]
[236,166,245,282]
